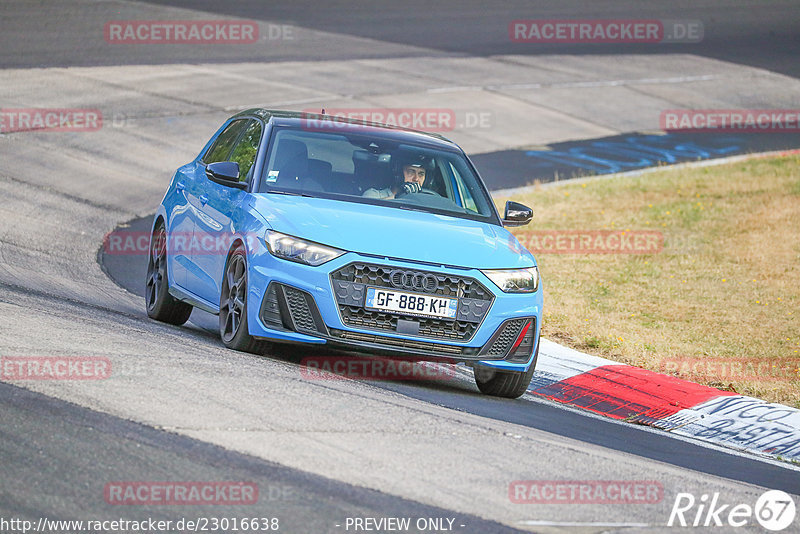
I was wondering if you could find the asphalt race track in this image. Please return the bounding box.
[471,132,800,190]
[1,1,799,532]
[0,382,524,533]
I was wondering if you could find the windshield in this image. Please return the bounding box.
[258,127,498,223]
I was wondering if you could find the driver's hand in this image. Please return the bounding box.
[402,182,422,195]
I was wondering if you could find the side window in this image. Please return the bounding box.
[203,119,249,165]
[228,120,262,181]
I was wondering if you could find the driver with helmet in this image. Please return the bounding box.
[362,154,432,199]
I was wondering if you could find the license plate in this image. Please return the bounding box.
[364,287,458,320]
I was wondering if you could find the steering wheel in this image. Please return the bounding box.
[397,187,441,198]
[419,188,441,196]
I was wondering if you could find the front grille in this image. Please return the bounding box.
[330,262,494,342]
[332,262,493,300]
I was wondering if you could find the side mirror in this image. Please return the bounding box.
[502,201,533,227]
[206,161,246,190]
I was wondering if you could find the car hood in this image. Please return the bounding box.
[249,194,535,269]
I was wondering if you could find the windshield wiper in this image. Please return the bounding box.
[389,203,430,214]
[264,190,315,198]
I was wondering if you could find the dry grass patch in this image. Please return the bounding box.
[497,155,800,407]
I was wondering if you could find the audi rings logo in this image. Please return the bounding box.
[389,270,439,293]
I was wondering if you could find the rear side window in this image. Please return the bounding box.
[229,120,262,181]
[203,119,249,164]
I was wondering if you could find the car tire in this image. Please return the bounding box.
[219,247,270,354]
[473,342,539,399]
[145,222,193,325]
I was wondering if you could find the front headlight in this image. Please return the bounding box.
[265,230,344,266]
[481,266,540,293]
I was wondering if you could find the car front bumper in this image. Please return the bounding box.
[245,252,542,372]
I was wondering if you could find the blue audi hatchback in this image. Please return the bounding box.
[146,109,542,397]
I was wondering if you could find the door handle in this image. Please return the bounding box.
[176,181,185,192]
[199,195,209,205]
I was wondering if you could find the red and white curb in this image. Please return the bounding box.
[530,339,800,463]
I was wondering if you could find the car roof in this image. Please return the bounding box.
[230,108,461,151]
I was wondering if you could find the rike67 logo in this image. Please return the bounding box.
[669,490,796,531]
